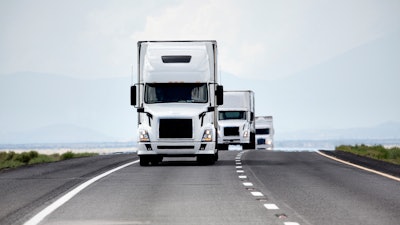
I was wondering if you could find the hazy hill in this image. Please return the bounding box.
[222,29,400,133]
[0,72,136,143]
[0,30,399,144]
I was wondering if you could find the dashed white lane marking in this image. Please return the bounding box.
[24,160,139,225]
[243,182,253,187]
[317,150,400,182]
[251,191,264,197]
[235,152,301,225]
[264,203,279,210]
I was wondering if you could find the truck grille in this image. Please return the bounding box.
[224,127,239,136]
[257,138,266,145]
[159,119,192,138]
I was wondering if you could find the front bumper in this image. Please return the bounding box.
[137,141,217,156]
[219,136,250,145]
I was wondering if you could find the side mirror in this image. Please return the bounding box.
[216,85,224,105]
[131,86,136,106]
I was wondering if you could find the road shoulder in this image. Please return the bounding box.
[319,150,400,178]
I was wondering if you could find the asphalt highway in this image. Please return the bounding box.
[0,150,399,225]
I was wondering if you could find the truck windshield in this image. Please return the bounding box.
[256,128,270,135]
[145,83,208,104]
[219,111,246,120]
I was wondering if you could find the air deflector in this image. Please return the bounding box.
[162,55,192,63]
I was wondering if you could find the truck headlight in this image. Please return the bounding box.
[202,129,213,142]
[243,130,249,138]
[139,130,150,142]
[266,140,272,145]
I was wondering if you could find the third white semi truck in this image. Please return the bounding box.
[131,40,224,166]
[255,116,274,150]
[217,90,255,150]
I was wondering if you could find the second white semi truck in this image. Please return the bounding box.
[131,40,224,166]
[217,90,255,150]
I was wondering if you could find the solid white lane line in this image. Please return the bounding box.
[317,151,400,182]
[263,203,279,210]
[24,160,139,225]
[251,192,264,197]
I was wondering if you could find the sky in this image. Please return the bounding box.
[1,0,400,142]
[1,0,400,80]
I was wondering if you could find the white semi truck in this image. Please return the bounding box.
[217,90,255,150]
[255,116,274,150]
[131,40,224,166]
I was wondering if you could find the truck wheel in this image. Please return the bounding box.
[218,144,228,150]
[197,155,215,165]
[244,133,256,149]
[249,132,256,149]
[150,156,163,165]
[139,156,149,166]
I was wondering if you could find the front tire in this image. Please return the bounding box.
[218,144,229,150]
[139,156,150,166]
[197,155,215,165]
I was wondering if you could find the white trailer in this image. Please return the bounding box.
[217,90,255,150]
[255,116,274,150]
[131,41,223,166]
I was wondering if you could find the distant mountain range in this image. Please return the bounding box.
[276,121,400,140]
[0,124,114,144]
[0,72,136,144]
[1,30,399,144]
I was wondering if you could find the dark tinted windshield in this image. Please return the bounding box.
[219,111,246,120]
[256,128,270,135]
[145,83,208,104]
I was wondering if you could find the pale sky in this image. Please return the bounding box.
[1,0,399,80]
[1,0,400,141]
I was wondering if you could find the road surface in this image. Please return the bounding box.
[0,151,399,225]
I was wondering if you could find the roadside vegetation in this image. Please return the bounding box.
[336,144,400,165]
[0,151,98,170]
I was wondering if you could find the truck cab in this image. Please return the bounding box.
[255,116,274,150]
[131,41,223,166]
[217,90,255,150]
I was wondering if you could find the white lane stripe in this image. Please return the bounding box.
[236,170,244,173]
[24,160,139,225]
[251,192,264,197]
[238,175,247,179]
[317,151,400,182]
[264,203,279,210]
[284,222,300,225]
[236,166,242,169]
